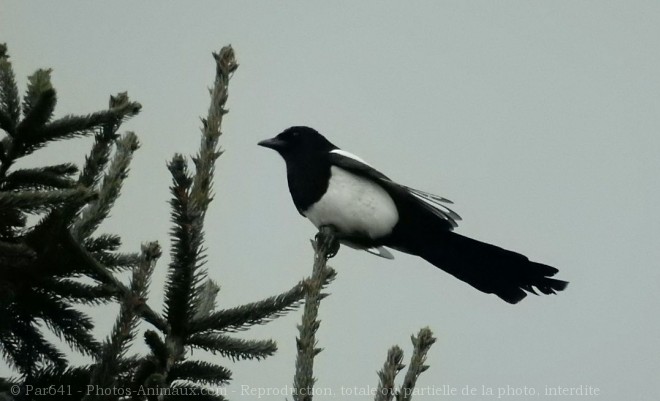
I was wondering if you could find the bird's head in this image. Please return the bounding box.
[258,126,336,160]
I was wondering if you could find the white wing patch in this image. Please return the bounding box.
[342,241,395,259]
[330,149,373,167]
[330,148,460,228]
[325,147,458,250]
[404,185,462,227]
[304,166,398,239]
[365,246,395,259]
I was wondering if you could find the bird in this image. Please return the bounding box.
[258,126,568,304]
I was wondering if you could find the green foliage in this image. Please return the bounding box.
[137,46,310,398]
[292,232,437,401]
[0,42,439,401]
[2,164,78,191]
[375,346,405,401]
[71,131,140,240]
[0,43,141,382]
[86,243,161,396]
[186,334,277,361]
[0,43,20,133]
[293,228,338,401]
[396,328,436,401]
[373,327,436,401]
[0,43,312,401]
[189,279,311,334]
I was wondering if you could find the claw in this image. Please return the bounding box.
[316,225,340,259]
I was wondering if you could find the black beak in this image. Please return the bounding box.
[258,137,285,151]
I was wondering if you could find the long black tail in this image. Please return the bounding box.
[413,231,568,304]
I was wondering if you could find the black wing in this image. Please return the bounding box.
[327,150,461,229]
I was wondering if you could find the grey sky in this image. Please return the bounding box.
[1,1,659,400]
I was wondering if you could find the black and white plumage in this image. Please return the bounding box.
[258,126,568,304]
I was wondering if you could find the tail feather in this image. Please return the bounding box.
[414,231,568,304]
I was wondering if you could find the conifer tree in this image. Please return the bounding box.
[0,42,437,401]
[0,42,142,383]
[0,44,328,400]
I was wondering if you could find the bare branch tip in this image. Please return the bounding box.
[213,45,239,76]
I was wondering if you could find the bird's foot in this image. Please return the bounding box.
[316,225,340,259]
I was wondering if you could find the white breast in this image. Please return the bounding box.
[304,166,399,239]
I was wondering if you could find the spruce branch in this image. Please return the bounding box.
[1,217,103,373]
[15,97,141,158]
[0,241,36,266]
[78,92,136,188]
[0,208,26,236]
[188,279,312,334]
[21,68,55,120]
[293,226,338,401]
[0,44,158,393]
[32,292,100,357]
[84,233,122,252]
[0,43,20,135]
[60,228,168,332]
[186,333,277,361]
[0,186,96,213]
[162,46,237,337]
[29,364,92,387]
[94,251,140,272]
[375,346,405,401]
[169,361,232,386]
[78,132,114,188]
[15,69,56,138]
[189,46,237,214]
[5,319,68,374]
[15,89,56,141]
[43,279,116,306]
[144,330,169,368]
[2,165,77,191]
[85,242,161,401]
[83,235,141,272]
[71,131,140,239]
[0,378,15,401]
[163,154,201,338]
[142,47,239,397]
[42,162,79,176]
[0,108,14,139]
[10,358,140,400]
[396,327,436,401]
[42,96,141,142]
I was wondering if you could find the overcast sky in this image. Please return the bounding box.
[2,1,659,400]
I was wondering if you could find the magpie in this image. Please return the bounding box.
[258,126,568,304]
